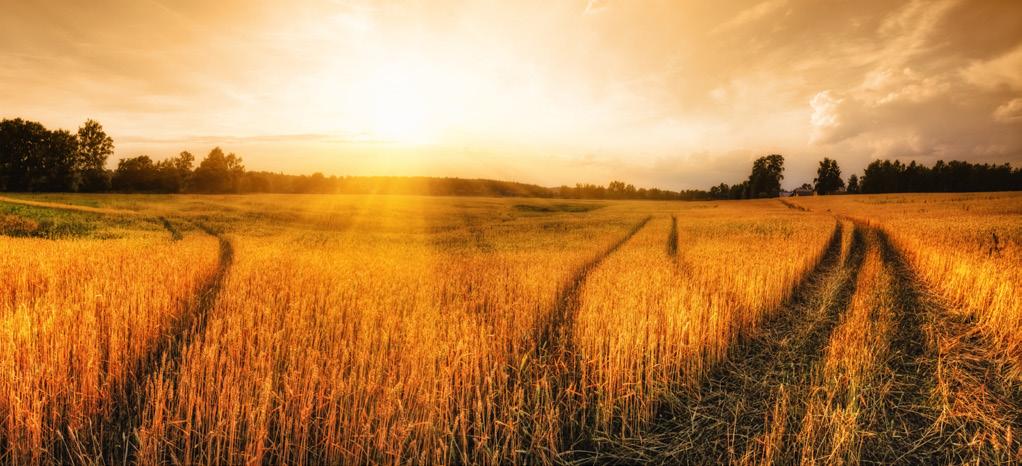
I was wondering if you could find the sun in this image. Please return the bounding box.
[368,63,437,145]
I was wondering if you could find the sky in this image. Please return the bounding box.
[2,0,1021,190]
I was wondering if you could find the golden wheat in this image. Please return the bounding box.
[0,231,218,464]
[1,193,1020,465]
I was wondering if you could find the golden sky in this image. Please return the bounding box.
[2,0,1021,189]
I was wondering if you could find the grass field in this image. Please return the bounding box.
[0,192,1020,465]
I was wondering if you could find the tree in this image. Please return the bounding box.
[709,183,729,199]
[607,180,638,199]
[813,157,845,195]
[192,147,244,193]
[847,174,859,194]
[42,129,80,191]
[729,181,749,199]
[747,154,785,198]
[76,119,114,191]
[153,151,195,192]
[0,119,62,191]
[112,156,157,191]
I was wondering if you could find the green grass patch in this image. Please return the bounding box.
[0,204,99,238]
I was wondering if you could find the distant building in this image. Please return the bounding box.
[779,189,794,197]
[793,187,814,196]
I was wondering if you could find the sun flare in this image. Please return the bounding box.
[365,62,441,145]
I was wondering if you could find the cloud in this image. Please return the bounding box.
[963,44,1022,90]
[712,0,788,34]
[994,98,1022,123]
[583,0,610,15]
[2,0,1020,188]
[809,91,841,143]
[801,0,1021,173]
[117,133,363,145]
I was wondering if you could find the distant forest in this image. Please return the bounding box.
[2,118,1020,199]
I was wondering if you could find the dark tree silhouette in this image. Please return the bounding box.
[42,129,80,192]
[857,159,1021,194]
[76,119,114,191]
[813,157,845,195]
[747,154,785,198]
[192,147,245,193]
[112,156,157,191]
[0,118,117,192]
[1,119,53,191]
[847,174,860,194]
[152,151,195,193]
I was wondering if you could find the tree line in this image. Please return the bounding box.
[854,159,1022,194]
[2,117,1019,198]
[708,153,787,199]
[707,154,1022,199]
[0,117,709,199]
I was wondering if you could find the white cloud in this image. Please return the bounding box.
[963,44,1022,91]
[712,0,788,34]
[994,98,1022,123]
[809,90,841,140]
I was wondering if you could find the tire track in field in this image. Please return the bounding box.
[159,216,183,241]
[585,220,862,464]
[537,215,653,354]
[507,216,651,462]
[460,212,495,252]
[865,229,1022,464]
[778,198,809,212]
[666,215,678,257]
[92,222,234,464]
[14,196,236,463]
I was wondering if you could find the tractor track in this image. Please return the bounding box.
[451,215,652,464]
[581,220,863,464]
[526,215,652,461]
[63,222,233,464]
[666,215,678,257]
[159,216,183,241]
[864,228,1022,464]
[537,215,652,355]
[1,198,236,464]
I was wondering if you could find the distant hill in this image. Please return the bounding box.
[245,173,711,200]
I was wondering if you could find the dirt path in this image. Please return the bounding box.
[583,221,862,464]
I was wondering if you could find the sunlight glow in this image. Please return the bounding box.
[365,61,443,145]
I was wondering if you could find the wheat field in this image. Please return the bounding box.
[0,192,1020,465]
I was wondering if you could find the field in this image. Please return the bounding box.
[0,192,1020,465]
